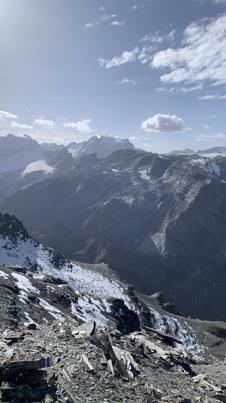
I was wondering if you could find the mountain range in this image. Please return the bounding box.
[1,134,226,400]
[1,134,226,321]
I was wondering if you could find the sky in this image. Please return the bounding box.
[1,0,226,153]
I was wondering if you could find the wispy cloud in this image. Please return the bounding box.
[198,94,226,100]
[116,78,137,85]
[110,20,125,27]
[195,133,226,141]
[101,14,117,21]
[211,0,226,4]
[82,22,97,30]
[157,84,203,94]
[33,118,56,129]
[151,14,226,86]
[11,121,33,129]
[99,29,175,69]
[0,110,18,121]
[63,119,93,134]
[141,113,190,133]
[142,30,176,45]
[99,48,139,68]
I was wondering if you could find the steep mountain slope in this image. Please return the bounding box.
[0,212,201,348]
[2,150,226,320]
[0,212,134,328]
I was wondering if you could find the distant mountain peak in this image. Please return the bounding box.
[67,135,135,159]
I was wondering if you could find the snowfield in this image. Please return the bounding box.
[0,234,130,304]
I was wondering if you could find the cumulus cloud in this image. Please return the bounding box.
[11,121,33,129]
[33,118,56,129]
[151,14,226,86]
[63,119,93,134]
[0,110,18,121]
[141,113,189,133]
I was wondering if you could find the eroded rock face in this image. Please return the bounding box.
[2,150,226,320]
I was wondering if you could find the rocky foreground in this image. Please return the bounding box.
[1,264,226,403]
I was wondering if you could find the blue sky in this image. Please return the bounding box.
[1,0,226,152]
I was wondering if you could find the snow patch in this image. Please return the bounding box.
[24,311,38,326]
[0,270,8,279]
[12,272,39,294]
[39,298,64,322]
[150,309,202,355]
[71,296,111,327]
[139,168,150,181]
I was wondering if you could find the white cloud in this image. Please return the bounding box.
[157,84,203,94]
[0,110,18,121]
[195,132,226,141]
[131,4,139,10]
[116,78,137,85]
[176,84,203,93]
[101,14,117,21]
[99,29,175,69]
[33,118,56,129]
[82,22,96,30]
[11,121,33,129]
[110,20,125,27]
[152,14,226,86]
[99,48,139,68]
[141,113,189,133]
[142,30,175,45]
[212,0,226,4]
[198,93,226,100]
[201,123,210,130]
[63,119,93,134]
